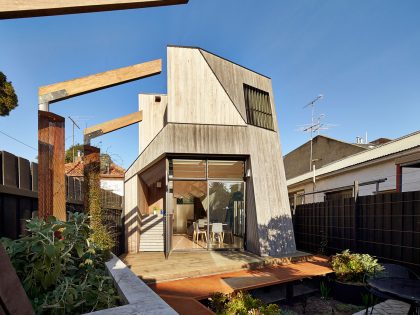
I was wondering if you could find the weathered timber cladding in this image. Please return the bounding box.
[293,191,420,271]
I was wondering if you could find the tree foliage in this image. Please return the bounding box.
[0,71,18,116]
[65,144,84,163]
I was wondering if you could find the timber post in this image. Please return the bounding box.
[38,110,66,220]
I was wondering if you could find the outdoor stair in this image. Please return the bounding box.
[139,214,164,252]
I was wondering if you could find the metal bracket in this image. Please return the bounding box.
[84,129,103,144]
[38,89,69,111]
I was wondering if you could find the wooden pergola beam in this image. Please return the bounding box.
[0,0,188,19]
[39,59,161,109]
[84,111,143,143]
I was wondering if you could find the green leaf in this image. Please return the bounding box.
[75,244,84,258]
[45,244,56,258]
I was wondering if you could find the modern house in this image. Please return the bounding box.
[124,45,296,258]
[287,131,420,204]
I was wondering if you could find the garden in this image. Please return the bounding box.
[1,213,120,314]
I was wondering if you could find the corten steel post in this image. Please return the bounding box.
[83,145,101,213]
[38,111,66,220]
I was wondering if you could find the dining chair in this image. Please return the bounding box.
[193,221,207,243]
[211,223,224,244]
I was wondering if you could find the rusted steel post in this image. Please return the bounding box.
[83,145,100,213]
[38,110,66,220]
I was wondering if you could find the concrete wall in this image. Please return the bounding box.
[100,178,123,196]
[284,135,367,180]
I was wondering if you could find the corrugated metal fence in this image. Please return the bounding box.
[293,190,420,271]
[0,151,124,255]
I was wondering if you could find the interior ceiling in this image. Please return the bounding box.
[140,158,166,186]
[173,181,207,199]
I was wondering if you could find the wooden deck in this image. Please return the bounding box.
[122,250,313,283]
[149,255,332,314]
[123,251,332,315]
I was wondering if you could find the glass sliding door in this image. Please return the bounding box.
[208,181,245,249]
[168,158,245,251]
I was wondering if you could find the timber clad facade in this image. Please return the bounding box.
[124,46,296,257]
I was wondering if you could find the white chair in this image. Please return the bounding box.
[198,219,207,228]
[193,222,207,243]
[211,223,224,244]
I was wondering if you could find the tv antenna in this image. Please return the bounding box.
[301,94,324,172]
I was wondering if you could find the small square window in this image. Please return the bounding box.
[244,84,274,130]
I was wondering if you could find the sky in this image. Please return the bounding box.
[1,0,420,169]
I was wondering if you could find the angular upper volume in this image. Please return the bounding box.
[167,46,247,126]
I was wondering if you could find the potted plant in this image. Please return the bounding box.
[330,249,383,305]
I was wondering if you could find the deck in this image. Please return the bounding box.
[122,251,333,315]
[122,250,312,283]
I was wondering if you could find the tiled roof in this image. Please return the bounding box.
[287,130,420,186]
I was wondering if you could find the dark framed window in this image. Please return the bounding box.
[243,84,274,130]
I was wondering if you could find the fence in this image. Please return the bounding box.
[0,151,124,255]
[293,190,420,271]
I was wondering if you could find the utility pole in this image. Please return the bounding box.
[68,116,80,162]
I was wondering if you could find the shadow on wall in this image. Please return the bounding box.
[258,214,297,257]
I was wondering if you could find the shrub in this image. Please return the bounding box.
[330,250,384,283]
[208,291,281,315]
[0,213,119,314]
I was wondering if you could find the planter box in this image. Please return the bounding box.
[84,254,177,315]
[332,280,368,306]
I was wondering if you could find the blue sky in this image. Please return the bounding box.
[1,0,419,168]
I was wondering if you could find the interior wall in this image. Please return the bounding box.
[173,204,194,234]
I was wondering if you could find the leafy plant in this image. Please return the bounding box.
[361,293,378,315]
[0,213,119,314]
[330,250,384,283]
[85,169,114,252]
[320,281,331,300]
[208,291,281,315]
[0,71,18,116]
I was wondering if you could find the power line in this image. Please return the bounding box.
[0,130,37,151]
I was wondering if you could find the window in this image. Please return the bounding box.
[243,84,274,130]
[208,160,244,179]
[170,159,206,179]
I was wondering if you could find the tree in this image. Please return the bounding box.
[65,143,84,163]
[0,71,18,116]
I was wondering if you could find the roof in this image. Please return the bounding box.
[284,134,367,158]
[65,161,125,178]
[167,45,271,80]
[287,130,420,186]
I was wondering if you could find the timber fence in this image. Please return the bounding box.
[0,151,124,255]
[293,190,420,271]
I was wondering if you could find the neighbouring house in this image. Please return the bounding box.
[65,158,125,196]
[287,131,420,205]
[124,45,296,257]
[283,134,391,180]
